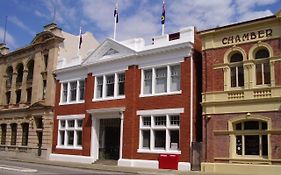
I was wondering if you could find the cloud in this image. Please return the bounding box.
[0,27,17,49]
[9,16,36,36]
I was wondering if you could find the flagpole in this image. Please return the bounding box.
[162,24,164,36]
[114,17,117,40]
[3,16,8,44]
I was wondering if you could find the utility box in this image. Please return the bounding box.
[158,154,179,170]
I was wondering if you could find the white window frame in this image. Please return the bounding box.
[140,64,181,97]
[137,108,183,154]
[59,79,85,105]
[93,72,125,101]
[56,115,84,150]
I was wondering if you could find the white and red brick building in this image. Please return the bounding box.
[49,27,202,171]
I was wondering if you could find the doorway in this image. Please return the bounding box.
[99,118,120,160]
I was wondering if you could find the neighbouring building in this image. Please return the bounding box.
[0,23,98,159]
[200,11,281,174]
[50,27,202,171]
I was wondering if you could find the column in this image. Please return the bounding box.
[20,69,28,104]
[119,111,124,160]
[10,71,17,105]
[31,51,43,103]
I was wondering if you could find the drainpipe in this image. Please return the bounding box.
[190,48,194,148]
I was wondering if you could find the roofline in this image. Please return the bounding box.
[199,15,275,34]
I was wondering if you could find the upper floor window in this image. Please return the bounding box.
[27,60,34,81]
[60,79,85,104]
[6,66,13,88]
[233,120,268,157]
[255,48,270,85]
[16,89,21,104]
[16,63,24,83]
[229,52,244,88]
[141,64,181,96]
[94,72,125,100]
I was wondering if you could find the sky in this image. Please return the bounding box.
[0,0,280,51]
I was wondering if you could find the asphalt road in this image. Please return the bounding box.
[0,160,132,175]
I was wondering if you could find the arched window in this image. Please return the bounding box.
[6,66,13,88]
[16,63,24,83]
[27,60,34,80]
[229,52,244,88]
[255,48,270,85]
[233,120,268,157]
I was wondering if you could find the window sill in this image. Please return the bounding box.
[56,145,82,150]
[140,91,182,98]
[59,100,85,106]
[137,149,181,154]
[92,96,125,102]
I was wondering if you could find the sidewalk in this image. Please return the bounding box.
[0,156,230,175]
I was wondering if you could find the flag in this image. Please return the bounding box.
[79,27,82,49]
[161,1,165,24]
[114,6,119,23]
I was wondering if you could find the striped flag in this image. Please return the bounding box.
[79,27,82,49]
[114,5,119,23]
[161,1,165,24]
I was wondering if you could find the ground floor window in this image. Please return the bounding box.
[139,114,180,153]
[1,124,7,145]
[10,123,17,145]
[57,115,84,149]
[234,120,268,157]
[22,123,29,146]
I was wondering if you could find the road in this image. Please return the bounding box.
[0,160,132,175]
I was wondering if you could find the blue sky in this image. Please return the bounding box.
[0,0,280,51]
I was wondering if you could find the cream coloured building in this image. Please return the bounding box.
[0,23,98,158]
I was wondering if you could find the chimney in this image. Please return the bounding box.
[0,43,9,55]
[43,22,62,36]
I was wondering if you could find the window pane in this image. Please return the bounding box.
[244,121,259,130]
[106,75,114,97]
[264,62,270,84]
[77,131,82,146]
[96,77,103,98]
[70,82,77,101]
[155,116,166,126]
[142,117,151,126]
[11,124,17,145]
[262,135,268,156]
[170,115,180,126]
[16,90,21,104]
[236,135,242,155]
[60,131,65,145]
[79,80,85,100]
[155,67,167,93]
[118,73,125,95]
[170,65,181,91]
[235,123,242,130]
[1,124,7,145]
[245,135,259,155]
[77,120,83,128]
[256,64,262,85]
[255,49,269,59]
[142,130,150,148]
[68,120,75,128]
[170,130,179,150]
[22,123,29,146]
[230,67,237,87]
[230,53,243,62]
[144,70,152,94]
[67,131,74,146]
[60,120,65,128]
[154,130,166,148]
[62,83,68,102]
[238,66,244,87]
[262,122,267,130]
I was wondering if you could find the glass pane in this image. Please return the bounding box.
[77,120,83,128]
[154,130,166,148]
[11,124,17,145]
[144,70,152,94]
[60,120,65,128]
[142,117,151,126]
[1,124,7,145]
[68,120,75,128]
[96,77,103,98]
[255,49,269,59]
[245,135,259,155]
[170,65,181,91]
[170,115,180,126]
[262,122,267,130]
[235,123,242,130]
[155,67,167,93]
[262,135,268,156]
[230,53,243,62]
[67,131,74,146]
[256,64,262,85]
[118,73,125,95]
[60,131,65,145]
[244,121,259,130]
[79,80,85,100]
[142,130,150,148]
[22,123,29,146]
[236,135,242,155]
[264,62,270,84]
[106,75,114,97]
[230,67,237,87]
[170,130,179,150]
[63,83,68,102]
[154,116,166,126]
[238,66,244,87]
[70,81,77,101]
[77,131,82,146]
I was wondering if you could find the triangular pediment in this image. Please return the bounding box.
[82,38,136,66]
